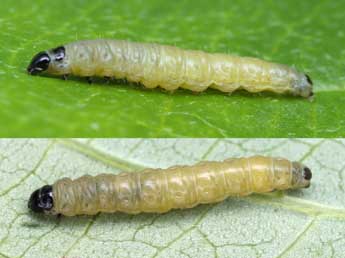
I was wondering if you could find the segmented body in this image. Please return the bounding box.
[40,40,313,97]
[52,156,309,216]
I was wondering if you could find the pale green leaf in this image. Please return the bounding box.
[0,139,344,258]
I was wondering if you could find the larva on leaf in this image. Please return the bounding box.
[28,156,312,216]
[27,40,313,98]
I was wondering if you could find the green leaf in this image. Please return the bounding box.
[0,0,345,137]
[0,139,344,257]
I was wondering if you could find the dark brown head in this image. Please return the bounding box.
[28,185,54,213]
[27,52,51,75]
[27,46,66,75]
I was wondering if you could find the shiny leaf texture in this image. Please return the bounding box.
[0,139,345,257]
[0,0,345,137]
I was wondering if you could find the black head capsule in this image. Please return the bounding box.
[27,46,66,75]
[28,185,54,213]
[27,51,51,75]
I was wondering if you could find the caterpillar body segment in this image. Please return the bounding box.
[28,156,312,216]
[27,40,313,98]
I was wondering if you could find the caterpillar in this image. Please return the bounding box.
[28,156,312,216]
[27,39,313,98]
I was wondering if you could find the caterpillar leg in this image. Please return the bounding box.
[191,91,202,95]
[104,76,112,84]
[86,77,93,84]
[119,78,128,85]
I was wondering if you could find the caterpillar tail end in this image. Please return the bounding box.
[292,162,312,189]
[303,166,312,180]
[305,74,314,101]
[302,73,314,99]
[292,73,314,99]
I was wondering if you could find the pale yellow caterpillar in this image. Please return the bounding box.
[27,40,313,98]
[28,156,312,216]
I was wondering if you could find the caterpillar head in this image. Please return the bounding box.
[291,162,312,189]
[28,185,55,214]
[27,46,70,75]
